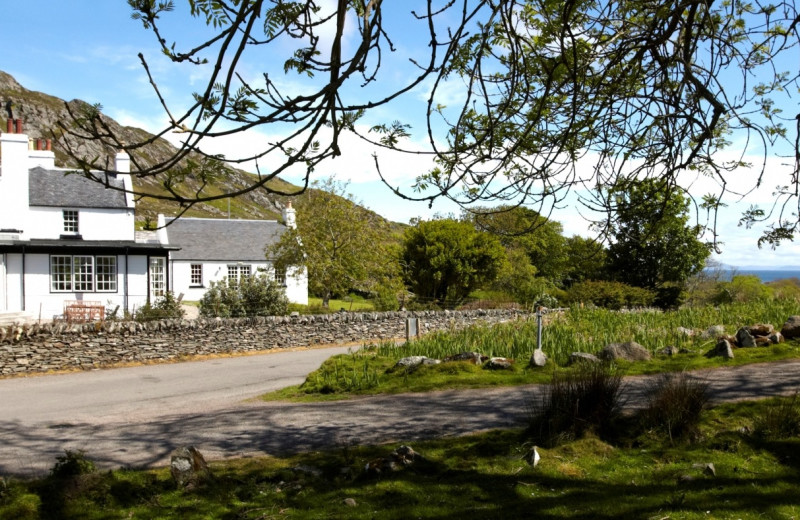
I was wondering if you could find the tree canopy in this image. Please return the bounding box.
[58,0,800,245]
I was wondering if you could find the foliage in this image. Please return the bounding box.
[527,362,625,446]
[199,275,288,317]
[753,393,800,439]
[134,291,185,322]
[639,373,710,442]
[50,450,96,478]
[268,178,402,307]
[712,275,774,304]
[565,280,656,310]
[606,179,710,303]
[402,218,506,305]
[561,236,608,287]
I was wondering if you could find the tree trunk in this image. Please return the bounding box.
[322,290,331,308]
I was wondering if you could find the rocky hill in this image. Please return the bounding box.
[0,70,298,225]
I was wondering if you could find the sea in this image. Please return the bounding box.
[720,269,800,283]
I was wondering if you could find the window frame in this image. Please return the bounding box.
[49,254,118,293]
[63,210,79,234]
[227,264,251,283]
[149,257,166,298]
[95,256,118,292]
[190,263,203,287]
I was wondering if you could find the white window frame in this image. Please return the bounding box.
[149,257,166,298]
[50,255,73,292]
[190,263,203,287]
[95,256,117,292]
[49,255,117,293]
[227,264,251,283]
[63,210,79,233]
[273,268,286,286]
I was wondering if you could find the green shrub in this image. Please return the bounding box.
[528,362,625,446]
[753,393,800,439]
[566,280,655,309]
[712,275,772,304]
[640,372,709,442]
[199,275,289,317]
[135,292,185,322]
[50,450,96,478]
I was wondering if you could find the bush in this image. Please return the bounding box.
[528,362,625,446]
[566,280,655,310]
[753,393,800,439]
[50,450,96,478]
[712,275,772,304]
[199,275,289,317]
[639,372,709,442]
[135,292,185,322]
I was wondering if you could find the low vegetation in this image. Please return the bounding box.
[1,395,798,519]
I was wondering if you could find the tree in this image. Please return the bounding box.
[268,178,400,307]
[402,219,506,305]
[605,178,710,306]
[199,274,289,317]
[58,1,799,245]
[562,236,608,287]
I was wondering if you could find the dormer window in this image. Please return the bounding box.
[63,210,79,233]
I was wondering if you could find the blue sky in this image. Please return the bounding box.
[2,1,799,269]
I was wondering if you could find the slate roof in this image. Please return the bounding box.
[28,167,128,209]
[165,217,286,261]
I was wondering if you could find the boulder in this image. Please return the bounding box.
[170,446,211,488]
[735,327,756,348]
[754,336,772,347]
[485,357,514,370]
[569,352,600,365]
[706,339,734,359]
[747,323,775,336]
[702,325,726,339]
[395,356,440,368]
[781,316,800,339]
[443,351,487,365]
[660,345,680,356]
[769,331,784,344]
[599,341,651,362]
[364,445,423,476]
[529,349,548,367]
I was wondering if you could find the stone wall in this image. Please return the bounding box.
[0,309,527,376]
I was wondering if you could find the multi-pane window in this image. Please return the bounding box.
[63,210,79,233]
[190,264,203,286]
[227,264,251,283]
[149,257,166,297]
[95,256,117,292]
[273,268,286,286]
[50,255,117,292]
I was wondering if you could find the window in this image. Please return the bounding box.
[95,256,117,292]
[227,264,251,283]
[63,210,79,233]
[149,257,166,297]
[49,255,117,292]
[273,268,286,286]
[190,264,203,286]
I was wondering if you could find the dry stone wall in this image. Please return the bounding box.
[0,309,527,376]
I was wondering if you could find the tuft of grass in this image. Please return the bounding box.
[639,372,710,442]
[753,393,800,439]
[527,362,625,446]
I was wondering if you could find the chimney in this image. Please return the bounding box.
[27,133,56,170]
[282,201,297,229]
[6,119,12,133]
[0,120,31,232]
[14,119,22,134]
[115,150,135,209]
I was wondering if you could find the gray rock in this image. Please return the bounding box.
[702,325,726,339]
[529,349,547,367]
[676,327,695,337]
[599,341,651,362]
[781,316,800,339]
[485,357,514,370]
[343,498,358,507]
[569,352,600,365]
[736,327,756,348]
[170,446,211,488]
[395,356,440,368]
[706,339,734,359]
[769,331,784,344]
[443,351,487,365]
[660,345,680,356]
[747,323,775,336]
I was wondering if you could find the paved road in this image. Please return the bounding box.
[1,351,800,478]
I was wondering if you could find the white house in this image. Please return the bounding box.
[0,119,175,321]
[160,206,308,305]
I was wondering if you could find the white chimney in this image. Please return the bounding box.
[115,150,135,209]
[0,120,31,232]
[282,201,297,229]
[27,137,56,169]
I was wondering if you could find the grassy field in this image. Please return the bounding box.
[267,300,800,400]
[2,395,798,519]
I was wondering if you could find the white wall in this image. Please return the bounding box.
[0,133,29,232]
[26,207,135,241]
[0,254,5,312]
[171,260,308,305]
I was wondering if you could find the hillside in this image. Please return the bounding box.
[0,70,301,225]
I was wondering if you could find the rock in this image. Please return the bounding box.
[485,357,514,370]
[769,331,784,344]
[395,356,440,368]
[599,341,651,362]
[781,316,800,339]
[735,327,756,348]
[443,351,487,365]
[676,327,695,337]
[343,498,357,507]
[364,445,422,476]
[292,465,322,478]
[747,323,775,336]
[660,345,680,356]
[569,352,600,365]
[702,325,726,339]
[529,349,547,367]
[170,446,211,488]
[526,446,540,467]
[692,462,716,477]
[706,339,734,359]
[754,336,772,347]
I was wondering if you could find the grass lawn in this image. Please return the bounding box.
[3,396,798,519]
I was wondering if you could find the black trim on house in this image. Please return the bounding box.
[0,239,178,256]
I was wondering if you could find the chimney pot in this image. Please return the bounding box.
[46,139,52,151]
[14,119,22,134]
[6,118,12,133]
